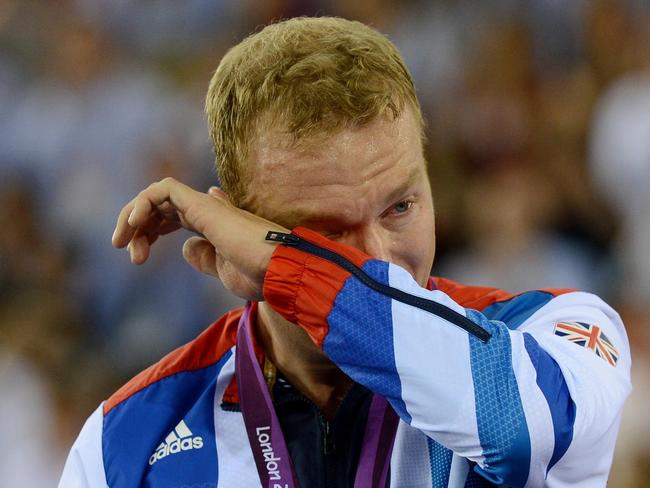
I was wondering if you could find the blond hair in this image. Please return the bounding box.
[205,17,423,206]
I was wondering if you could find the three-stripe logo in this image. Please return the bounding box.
[149,419,204,465]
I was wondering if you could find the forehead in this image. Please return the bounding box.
[244,108,425,226]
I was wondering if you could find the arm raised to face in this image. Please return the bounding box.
[111,177,287,302]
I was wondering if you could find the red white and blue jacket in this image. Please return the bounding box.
[60,227,631,487]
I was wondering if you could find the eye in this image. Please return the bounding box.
[391,200,413,215]
[323,231,343,241]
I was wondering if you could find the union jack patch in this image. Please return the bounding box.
[554,321,619,366]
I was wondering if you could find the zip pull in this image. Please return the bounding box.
[265,231,300,245]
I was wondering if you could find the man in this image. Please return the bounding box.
[60,17,631,487]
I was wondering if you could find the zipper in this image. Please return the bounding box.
[322,418,336,488]
[266,231,491,343]
[274,376,336,487]
[277,390,335,456]
[322,418,333,455]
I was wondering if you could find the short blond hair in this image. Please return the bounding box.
[205,17,423,206]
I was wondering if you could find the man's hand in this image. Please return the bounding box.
[111,177,288,301]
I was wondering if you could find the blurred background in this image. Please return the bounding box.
[1,0,648,485]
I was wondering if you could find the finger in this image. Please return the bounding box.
[128,195,153,228]
[126,180,174,230]
[114,178,196,248]
[182,236,220,277]
[113,197,160,249]
[137,178,195,221]
[128,229,152,265]
[136,178,208,236]
[112,199,137,248]
[207,186,228,201]
[158,219,183,236]
[134,213,182,246]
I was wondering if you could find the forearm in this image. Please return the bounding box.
[263,227,632,486]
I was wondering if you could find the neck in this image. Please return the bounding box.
[255,302,352,420]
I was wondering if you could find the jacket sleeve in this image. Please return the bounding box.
[263,227,632,487]
[59,404,108,488]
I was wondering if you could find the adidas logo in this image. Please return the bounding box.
[149,419,204,466]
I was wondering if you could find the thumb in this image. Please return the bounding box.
[182,236,220,277]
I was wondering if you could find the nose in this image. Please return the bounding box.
[343,226,391,262]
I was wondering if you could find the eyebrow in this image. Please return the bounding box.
[286,164,424,229]
[285,208,352,230]
[381,164,423,207]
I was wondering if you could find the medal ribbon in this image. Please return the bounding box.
[236,303,399,488]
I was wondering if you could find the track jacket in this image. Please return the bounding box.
[60,227,631,487]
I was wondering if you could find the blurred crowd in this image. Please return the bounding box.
[1,0,648,485]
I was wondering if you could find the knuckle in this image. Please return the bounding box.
[140,182,157,196]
